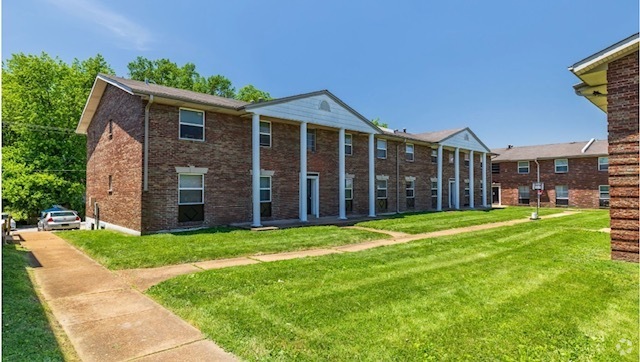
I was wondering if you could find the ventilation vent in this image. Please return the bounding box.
[319,100,331,112]
[464,134,470,141]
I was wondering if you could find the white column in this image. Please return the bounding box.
[368,134,376,217]
[251,113,261,227]
[482,152,488,207]
[338,128,346,219]
[454,147,460,209]
[469,150,474,209]
[436,145,443,211]
[300,122,308,222]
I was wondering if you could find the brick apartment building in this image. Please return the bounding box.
[491,140,609,208]
[569,33,639,262]
[77,74,492,235]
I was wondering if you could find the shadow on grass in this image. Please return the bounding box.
[166,226,239,237]
[2,244,65,361]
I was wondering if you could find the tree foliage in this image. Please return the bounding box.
[236,84,272,102]
[2,53,113,221]
[371,118,389,128]
[127,57,271,102]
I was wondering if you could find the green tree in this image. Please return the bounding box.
[2,53,113,221]
[236,84,272,102]
[371,118,389,128]
[127,57,237,98]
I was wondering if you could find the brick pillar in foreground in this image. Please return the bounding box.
[607,50,639,262]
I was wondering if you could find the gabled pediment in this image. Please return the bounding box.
[244,90,380,134]
[439,128,491,153]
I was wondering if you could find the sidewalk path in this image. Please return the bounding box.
[118,211,579,291]
[19,232,237,362]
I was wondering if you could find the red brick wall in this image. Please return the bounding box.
[492,157,609,208]
[607,51,639,262]
[142,104,252,233]
[86,85,144,232]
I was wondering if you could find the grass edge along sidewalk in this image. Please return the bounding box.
[147,210,639,361]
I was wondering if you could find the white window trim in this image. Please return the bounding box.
[259,120,271,148]
[406,143,415,162]
[518,161,530,174]
[345,178,354,200]
[307,129,317,152]
[555,185,569,199]
[376,179,388,199]
[599,185,610,199]
[377,139,387,159]
[175,166,209,174]
[178,173,205,205]
[554,159,569,173]
[431,149,438,163]
[406,179,415,198]
[179,107,205,141]
[431,179,438,197]
[598,157,608,171]
[464,152,470,167]
[260,175,272,203]
[345,133,353,156]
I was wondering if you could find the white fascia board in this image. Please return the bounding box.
[570,37,639,75]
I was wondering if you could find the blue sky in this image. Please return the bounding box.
[3,0,638,148]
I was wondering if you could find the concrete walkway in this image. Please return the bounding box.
[19,231,238,362]
[118,211,579,291]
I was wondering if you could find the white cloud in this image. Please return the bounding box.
[46,0,153,50]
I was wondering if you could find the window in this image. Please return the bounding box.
[406,144,415,162]
[518,161,530,174]
[431,149,438,163]
[492,163,500,174]
[464,153,470,167]
[598,157,608,171]
[406,179,415,209]
[108,175,113,194]
[307,129,316,152]
[464,180,470,206]
[377,139,387,159]
[431,179,438,208]
[260,176,272,217]
[108,119,113,140]
[376,179,388,211]
[599,185,610,208]
[345,134,353,156]
[178,174,205,222]
[518,186,530,205]
[449,152,454,164]
[259,121,271,147]
[555,185,569,206]
[345,178,353,213]
[555,159,568,173]
[179,108,205,141]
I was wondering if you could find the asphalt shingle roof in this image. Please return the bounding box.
[491,140,608,161]
[100,73,249,109]
[414,128,465,142]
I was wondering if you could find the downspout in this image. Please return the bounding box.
[143,95,154,191]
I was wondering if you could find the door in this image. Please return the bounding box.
[307,179,313,215]
[306,175,319,217]
[448,180,456,208]
[492,186,500,205]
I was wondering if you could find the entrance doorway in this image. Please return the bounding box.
[492,186,501,205]
[448,179,456,209]
[306,174,319,218]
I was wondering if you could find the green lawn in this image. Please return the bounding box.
[58,226,387,270]
[356,206,565,234]
[2,245,66,361]
[148,210,639,361]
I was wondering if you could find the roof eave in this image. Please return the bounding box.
[76,75,134,134]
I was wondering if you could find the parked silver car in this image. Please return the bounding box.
[1,213,17,231]
[37,211,81,231]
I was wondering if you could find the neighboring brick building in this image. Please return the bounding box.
[491,140,609,208]
[77,74,492,234]
[569,33,639,262]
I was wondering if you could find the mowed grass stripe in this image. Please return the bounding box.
[58,225,388,269]
[356,206,565,234]
[148,210,638,361]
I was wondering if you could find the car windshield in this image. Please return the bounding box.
[51,211,76,217]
